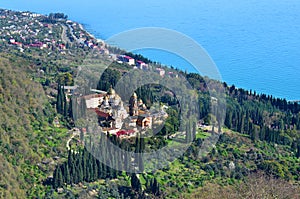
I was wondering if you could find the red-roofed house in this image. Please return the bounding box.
[118,55,135,65]
[29,42,46,49]
[155,68,165,77]
[58,44,66,50]
[12,42,22,47]
[136,60,147,69]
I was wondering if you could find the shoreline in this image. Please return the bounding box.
[78,23,104,43]
[76,21,297,102]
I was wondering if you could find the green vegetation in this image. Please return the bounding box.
[0,54,70,198]
[0,8,299,199]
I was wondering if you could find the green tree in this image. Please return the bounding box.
[131,173,142,193]
[53,166,64,189]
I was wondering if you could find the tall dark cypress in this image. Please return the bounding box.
[79,97,87,118]
[151,178,160,196]
[192,121,197,140]
[53,166,64,189]
[65,164,71,184]
[63,88,68,117]
[135,134,144,172]
[56,84,63,114]
[296,140,300,158]
[186,122,191,143]
[131,173,142,193]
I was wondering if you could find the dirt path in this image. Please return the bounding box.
[66,128,80,151]
[61,24,71,44]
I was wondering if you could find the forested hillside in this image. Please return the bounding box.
[0,54,69,198]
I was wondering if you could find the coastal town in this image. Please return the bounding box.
[0,8,179,79]
[0,8,184,147]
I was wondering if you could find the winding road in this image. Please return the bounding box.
[66,128,80,151]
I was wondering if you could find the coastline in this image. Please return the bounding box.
[78,23,104,43]
[75,21,298,102]
[0,2,299,100]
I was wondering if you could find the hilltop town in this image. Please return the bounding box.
[0,8,177,79]
[0,9,105,53]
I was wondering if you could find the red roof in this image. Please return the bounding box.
[116,129,135,137]
[124,55,133,60]
[94,109,110,118]
[12,42,22,45]
[29,42,43,47]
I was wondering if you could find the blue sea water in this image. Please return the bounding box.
[1,0,300,100]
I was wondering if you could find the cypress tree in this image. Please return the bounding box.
[65,165,71,184]
[79,97,87,118]
[186,122,191,143]
[135,134,144,172]
[53,166,64,189]
[296,142,300,158]
[92,158,98,181]
[77,161,84,183]
[82,149,87,181]
[56,84,64,114]
[71,163,77,184]
[192,121,197,140]
[151,178,160,196]
[131,173,142,193]
[63,88,68,117]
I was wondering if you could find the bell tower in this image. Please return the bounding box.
[129,92,138,116]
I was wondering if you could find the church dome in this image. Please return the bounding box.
[132,92,137,98]
[107,85,116,95]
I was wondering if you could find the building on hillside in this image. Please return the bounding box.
[129,92,139,116]
[83,94,105,108]
[136,60,148,69]
[118,55,135,65]
[100,48,109,55]
[9,38,15,43]
[168,71,179,78]
[137,114,152,129]
[116,129,135,137]
[91,86,129,129]
[155,68,165,77]
[61,85,78,94]
[81,86,168,137]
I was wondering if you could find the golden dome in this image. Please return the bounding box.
[132,92,137,98]
[107,85,116,95]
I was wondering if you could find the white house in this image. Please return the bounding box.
[118,55,135,65]
[84,94,105,109]
[136,60,147,69]
[155,68,165,77]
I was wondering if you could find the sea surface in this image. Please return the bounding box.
[1,0,300,100]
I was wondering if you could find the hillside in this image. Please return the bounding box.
[0,52,76,198]
[0,8,299,198]
[0,54,46,197]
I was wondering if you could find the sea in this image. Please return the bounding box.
[1,0,300,100]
